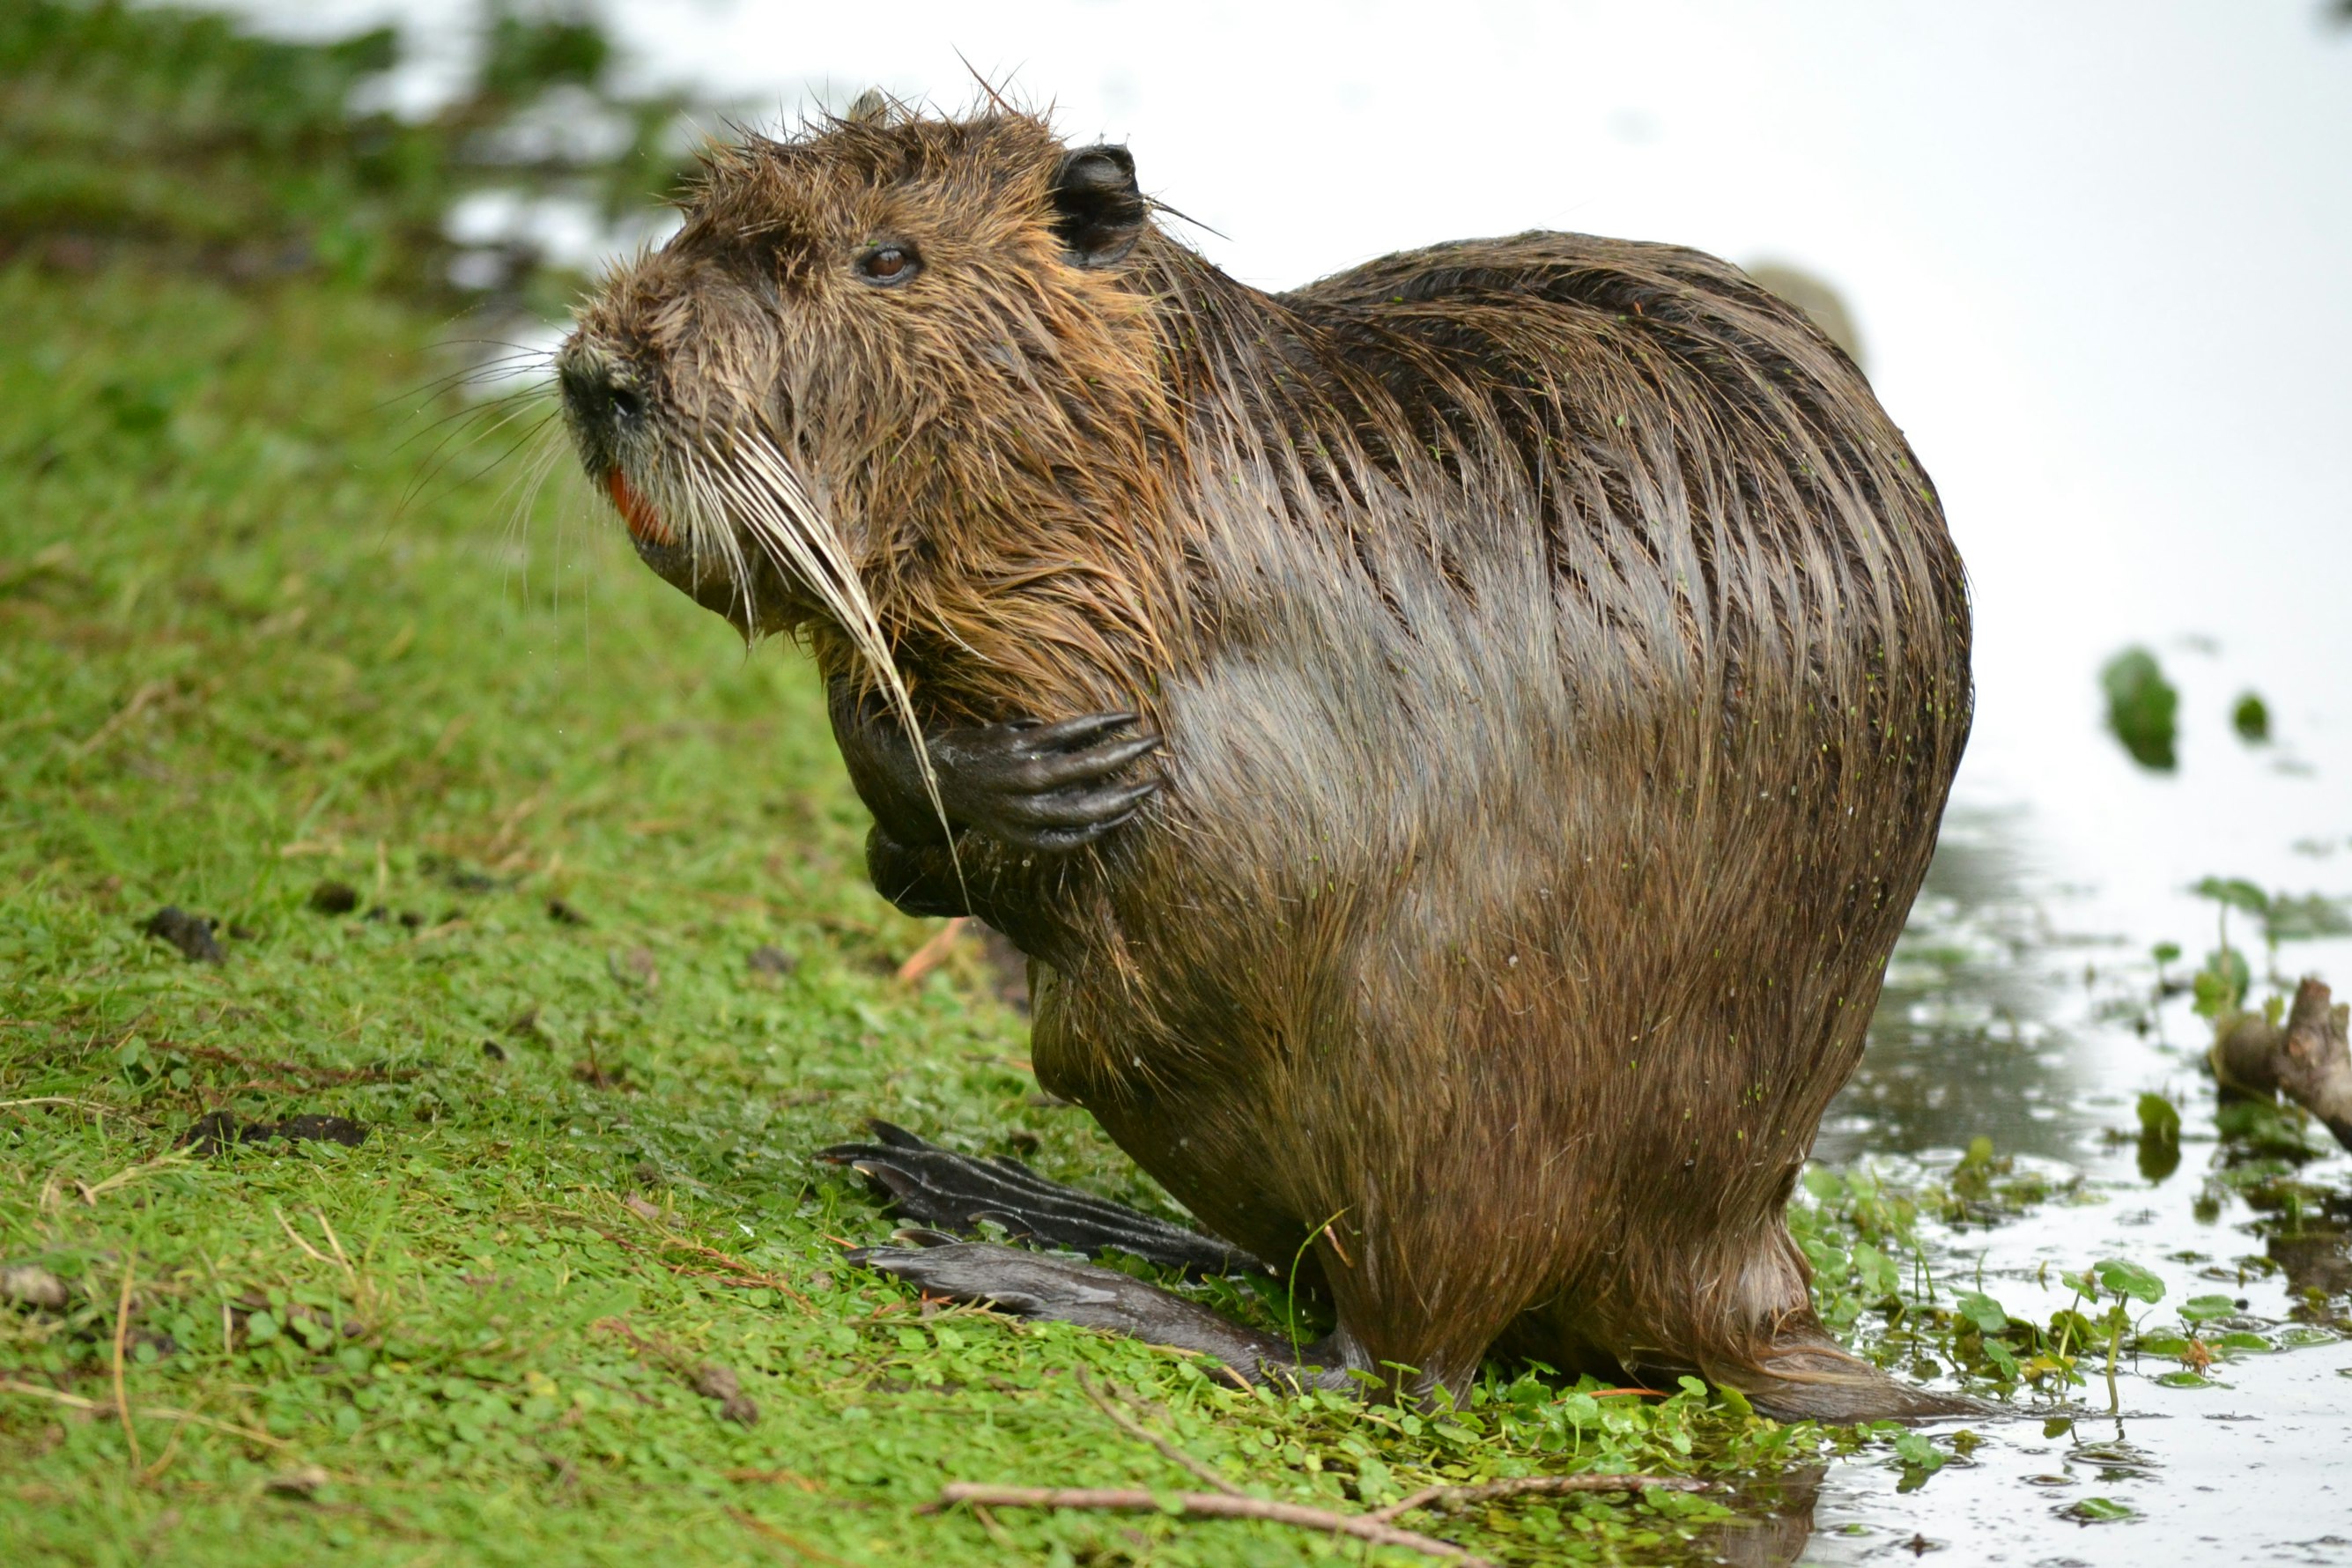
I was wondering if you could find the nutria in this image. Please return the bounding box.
[555,97,1973,1419]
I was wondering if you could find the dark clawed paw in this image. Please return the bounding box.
[852,1242,1128,1320]
[817,1121,1269,1279]
[847,1241,1294,1379]
[933,710,1161,852]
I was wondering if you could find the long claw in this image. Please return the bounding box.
[1017,802,1150,853]
[1009,733,1161,791]
[999,779,1159,832]
[1021,711,1140,751]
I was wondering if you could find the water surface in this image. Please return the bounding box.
[1803,766,2352,1562]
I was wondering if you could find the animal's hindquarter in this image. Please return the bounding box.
[1060,567,1947,1260]
[1038,233,1969,1342]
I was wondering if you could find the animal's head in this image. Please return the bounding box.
[556,100,1162,690]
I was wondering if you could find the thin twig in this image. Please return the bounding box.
[161,1041,416,1087]
[1365,1471,1706,1523]
[966,1500,1016,1550]
[113,1255,142,1470]
[0,1379,290,1449]
[721,1467,824,1491]
[931,1485,1489,1564]
[72,678,172,756]
[723,1505,854,1565]
[314,1208,354,1271]
[140,1410,191,1485]
[0,1097,151,1126]
[79,1156,191,1202]
[895,918,968,985]
[528,1201,816,1310]
[273,1205,337,1270]
[610,1199,813,1309]
[1075,1369,1245,1497]
[655,1239,812,1306]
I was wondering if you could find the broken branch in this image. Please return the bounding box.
[930,1483,1489,1564]
[895,917,968,985]
[0,1379,288,1449]
[2211,976,2352,1150]
[1074,1368,1244,1497]
[112,1255,141,1471]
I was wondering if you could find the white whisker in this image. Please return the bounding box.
[691,431,960,887]
[677,455,759,635]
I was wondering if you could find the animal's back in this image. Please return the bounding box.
[1033,230,1971,1397]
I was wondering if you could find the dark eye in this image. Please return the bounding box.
[857,243,919,285]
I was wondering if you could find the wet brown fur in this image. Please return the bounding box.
[566,104,1973,1416]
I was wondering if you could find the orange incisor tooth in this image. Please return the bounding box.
[606,468,676,547]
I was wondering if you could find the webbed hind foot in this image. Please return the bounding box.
[1719,1332,1991,1423]
[849,1234,1354,1392]
[819,1121,1268,1278]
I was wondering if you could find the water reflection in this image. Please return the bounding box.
[1691,1466,1823,1568]
[1800,780,2352,1566]
[2271,1231,2352,1300]
[1819,804,2101,1164]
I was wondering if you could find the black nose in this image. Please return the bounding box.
[558,350,644,433]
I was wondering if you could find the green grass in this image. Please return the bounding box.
[0,265,1900,1565]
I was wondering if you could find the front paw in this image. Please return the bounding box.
[933,710,1158,852]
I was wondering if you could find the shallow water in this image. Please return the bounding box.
[1796,760,2352,1562]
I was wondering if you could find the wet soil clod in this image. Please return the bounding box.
[692,1363,759,1426]
[142,906,223,964]
[180,1111,371,1155]
[307,881,359,915]
[596,1317,760,1426]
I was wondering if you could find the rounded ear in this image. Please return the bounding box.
[1049,144,1147,268]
